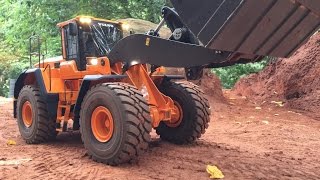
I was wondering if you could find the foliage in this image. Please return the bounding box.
[0,0,167,56]
[212,59,270,89]
[0,0,167,97]
[0,58,29,97]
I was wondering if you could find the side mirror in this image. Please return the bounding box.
[69,22,78,36]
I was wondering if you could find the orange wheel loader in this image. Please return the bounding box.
[13,0,320,165]
[14,16,210,165]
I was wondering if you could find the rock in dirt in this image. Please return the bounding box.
[233,32,320,119]
[0,158,32,166]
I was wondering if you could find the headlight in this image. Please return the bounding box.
[88,58,98,65]
[79,17,92,24]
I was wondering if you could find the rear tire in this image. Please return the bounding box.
[80,83,152,165]
[17,85,57,144]
[156,81,211,144]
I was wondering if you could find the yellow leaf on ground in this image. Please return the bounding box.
[7,140,16,145]
[206,165,224,179]
[271,101,284,107]
[255,107,262,110]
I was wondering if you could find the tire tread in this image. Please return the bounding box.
[156,81,210,144]
[80,83,152,165]
[17,85,57,144]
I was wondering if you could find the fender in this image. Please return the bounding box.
[13,68,59,119]
[73,75,128,125]
[162,75,185,80]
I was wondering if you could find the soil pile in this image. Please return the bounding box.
[233,32,320,118]
[197,70,226,104]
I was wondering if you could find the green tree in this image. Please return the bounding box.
[0,0,167,96]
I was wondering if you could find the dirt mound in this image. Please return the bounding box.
[199,71,226,103]
[233,32,320,117]
[191,70,226,104]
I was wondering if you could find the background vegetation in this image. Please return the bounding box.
[0,0,171,96]
[212,59,271,89]
[0,0,267,97]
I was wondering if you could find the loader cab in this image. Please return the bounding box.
[58,16,124,71]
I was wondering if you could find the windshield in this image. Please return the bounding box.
[81,21,123,57]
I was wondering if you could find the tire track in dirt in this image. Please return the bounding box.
[1,95,320,179]
[141,140,320,180]
[27,136,94,180]
[21,133,142,180]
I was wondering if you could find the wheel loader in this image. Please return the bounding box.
[13,0,320,165]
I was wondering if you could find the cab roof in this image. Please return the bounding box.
[57,16,121,28]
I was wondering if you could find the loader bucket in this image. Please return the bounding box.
[170,0,320,58]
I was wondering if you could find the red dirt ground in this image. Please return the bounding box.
[1,89,320,179]
[233,32,320,120]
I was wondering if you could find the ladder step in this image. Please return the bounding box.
[63,91,78,94]
[59,105,69,108]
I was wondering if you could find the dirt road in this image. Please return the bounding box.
[0,93,319,180]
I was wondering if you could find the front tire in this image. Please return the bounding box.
[80,83,152,165]
[17,85,57,144]
[156,81,211,144]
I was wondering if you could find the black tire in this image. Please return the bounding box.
[80,83,152,165]
[156,81,211,144]
[17,85,57,144]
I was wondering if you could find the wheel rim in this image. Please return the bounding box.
[166,101,183,128]
[22,101,33,127]
[91,106,114,143]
